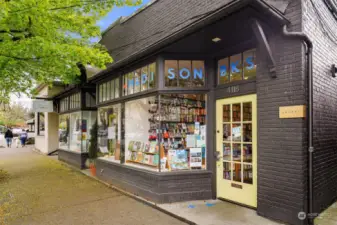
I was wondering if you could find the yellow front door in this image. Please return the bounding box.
[216,94,257,207]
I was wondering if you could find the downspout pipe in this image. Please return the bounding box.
[282,25,314,225]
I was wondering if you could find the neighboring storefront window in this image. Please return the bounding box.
[69,112,82,152]
[37,112,45,136]
[81,111,97,153]
[122,62,156,96]
[159,94,207,171]
[98,77,120,103]
[59,114,70,150]
[125,96,159,171]
[60,97,69,112]
[85,92,96,107]
[218,49,256,84]
[164,60,205,87]
[97,104,122,163]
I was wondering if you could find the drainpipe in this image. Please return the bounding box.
[282,25,314,225]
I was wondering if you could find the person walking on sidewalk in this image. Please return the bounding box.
[4,128,13,148]
[20,129,28,147]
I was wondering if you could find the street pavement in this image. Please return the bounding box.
[0,146,186,225]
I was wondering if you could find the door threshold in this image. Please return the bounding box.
[217,197,256,210]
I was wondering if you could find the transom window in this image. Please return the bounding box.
[98,77,120,103]
[164,60,205,87]
[218,49,256,85]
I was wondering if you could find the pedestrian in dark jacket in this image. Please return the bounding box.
[4,128,13,148]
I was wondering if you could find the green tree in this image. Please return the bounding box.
[0,0,140,102]
[0,103,31,126]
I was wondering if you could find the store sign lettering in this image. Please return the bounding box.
[220,56,254,76]
[167,68,203,80]
[128,72,154,86]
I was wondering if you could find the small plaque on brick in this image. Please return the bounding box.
[279,105,306,118]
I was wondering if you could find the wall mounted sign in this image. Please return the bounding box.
[279,105,306,118]
[32,100,53,112]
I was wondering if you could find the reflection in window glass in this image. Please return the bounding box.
[141,66,148,91]
[99,84,103,102]
[125,96,159,171]
[59,114,70,150]
[134,69,141,93]
[218,58,229,84]
[127,72,134,95]
[149,63,156,89]
[115,78,120,98]
[82,111,97,153]
[106,80,111,101]
[243,49,256,80]
[123,75,127,96]
[192,60,205,87]
[98,104,122,163]
[160,94,207,171]
[165,60,178,87]
[69,112,82,152]
[178,60,191,87]
[230,53,242,81]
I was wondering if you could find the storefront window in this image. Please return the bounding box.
[81,111,97,153]
[159,94,207,171]
[122,62,156,96]
[69,112,82,152]
[165,60,205,87]
[125,96,159,171]
[37,112,45,136]
[218,49,256,85]
[59,114,70,150]
[98,104,122,163]
[85,92,96,107]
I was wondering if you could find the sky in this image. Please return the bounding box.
[11,0,151,109]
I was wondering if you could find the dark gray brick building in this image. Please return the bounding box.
[81,1,337,225]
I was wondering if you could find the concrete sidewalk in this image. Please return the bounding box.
[0,147,185,225]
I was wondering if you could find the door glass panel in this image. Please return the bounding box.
[232,103,241,122]
[243,164,253,184]
[232,144,241,162]
[223,105,230,122]
[233,163,242,182]
[223,143,231,161]
[232,124,241,142]
[243,124,252,142]
[223,162,231,180]
[243,102,252,121]
[221,100,254,186]
[223,124,231,141]
[243,144,252,163]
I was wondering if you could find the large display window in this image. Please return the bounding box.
[125,96,159,171]
[82,111,97,153]
[159,94,207,171]
[97,104,122,163]
[59,111,97,153]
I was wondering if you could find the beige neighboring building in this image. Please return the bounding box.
[34,82,66,154]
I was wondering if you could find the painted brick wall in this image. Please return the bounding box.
[256,1,308,225]
[302,0,337,214]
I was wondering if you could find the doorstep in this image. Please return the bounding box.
[80,168,284,225]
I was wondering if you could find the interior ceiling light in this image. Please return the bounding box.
[212,37,221,42]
